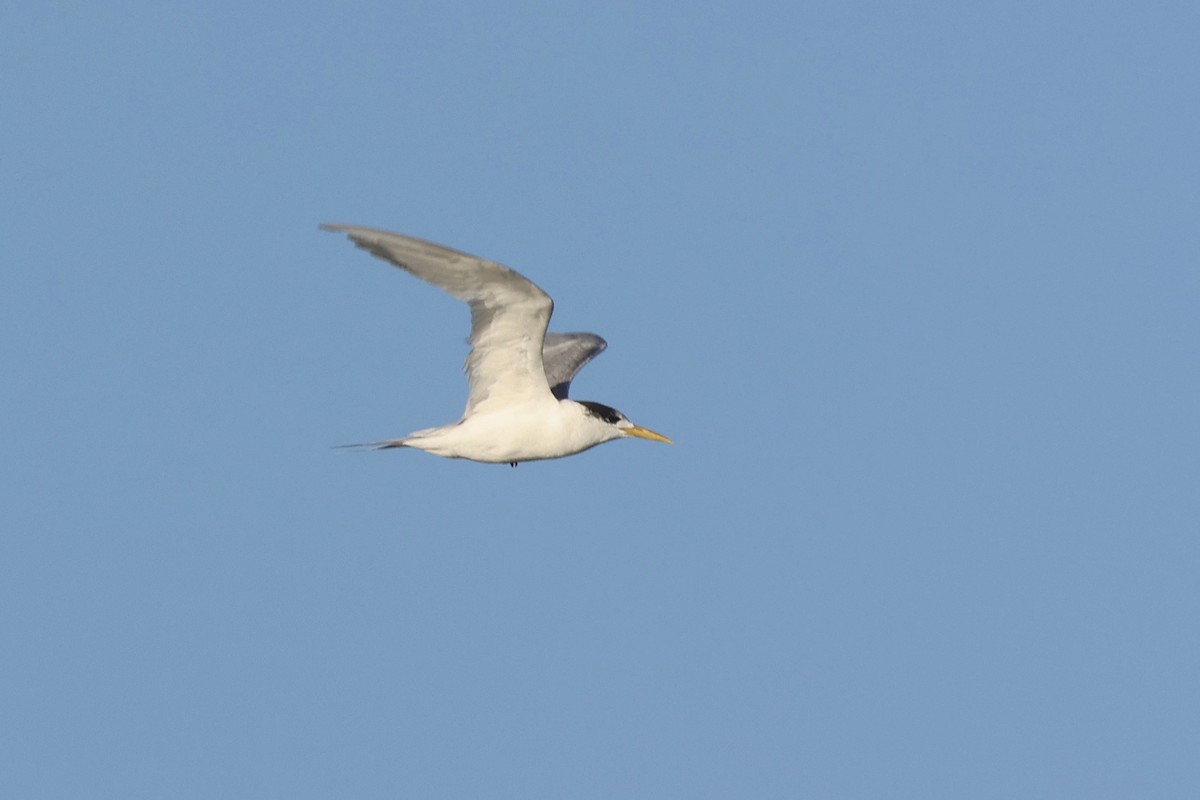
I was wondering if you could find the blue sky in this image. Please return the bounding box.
[3,1,1198,797]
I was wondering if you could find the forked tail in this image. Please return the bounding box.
[334,439,408,451]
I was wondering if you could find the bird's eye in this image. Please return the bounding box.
[579,401,622,425]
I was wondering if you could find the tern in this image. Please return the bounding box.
[324,224,672,466]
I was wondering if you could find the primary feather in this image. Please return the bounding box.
[542,332,608,400]
[321,224,561,416]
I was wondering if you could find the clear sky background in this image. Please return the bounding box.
[3,2,1197,797]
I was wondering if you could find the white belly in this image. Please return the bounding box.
[402,400,610,463]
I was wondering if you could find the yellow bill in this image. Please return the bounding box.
[624,424,673,444]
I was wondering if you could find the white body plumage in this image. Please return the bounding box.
[400,398,633,463]
[324,225,671,465]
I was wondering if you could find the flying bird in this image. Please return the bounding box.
[323,224,671,466]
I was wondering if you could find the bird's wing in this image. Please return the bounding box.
[322,224,555,416]
[542,332,607,400]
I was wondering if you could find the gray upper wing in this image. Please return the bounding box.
[322,224,556,415]
[542,332,607,400]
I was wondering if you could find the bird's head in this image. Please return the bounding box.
[577,401,672,444]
